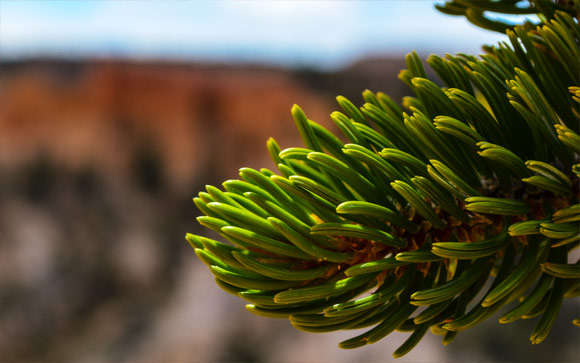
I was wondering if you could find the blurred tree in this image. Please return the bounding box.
[132,143,165,194]
[21,153,57,202]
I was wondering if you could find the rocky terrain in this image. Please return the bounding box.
[1,58,577,362]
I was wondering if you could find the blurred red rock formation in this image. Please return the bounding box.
[1,60,335,191]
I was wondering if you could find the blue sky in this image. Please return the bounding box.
[1,1,512,69]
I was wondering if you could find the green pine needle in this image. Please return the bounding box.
[188,1,580,357]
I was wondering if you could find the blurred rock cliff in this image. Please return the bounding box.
[2,58,577,362]
[1,58,414,361]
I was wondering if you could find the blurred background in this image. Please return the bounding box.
[1,1,578,362]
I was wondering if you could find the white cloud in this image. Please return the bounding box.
[0,0,508,67]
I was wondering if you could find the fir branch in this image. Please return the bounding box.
[187,1,580,357]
